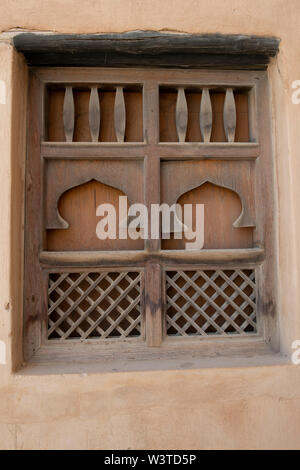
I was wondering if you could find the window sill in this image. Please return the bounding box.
[17,336,287,376]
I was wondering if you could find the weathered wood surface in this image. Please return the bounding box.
[161,159,256,229]
[39,248,265,267]
[24,66,276,357]
[47,271,142,340]
[114,87,126,142]
[176,88,188,143]
[200,88,212,143]
[14,32,280,69]
[145,263,162,347]
[45,159,143,230]
[89,87,100,142]
[224,88,236,142]
[63,86,74,142]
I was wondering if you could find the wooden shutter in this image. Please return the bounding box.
[24,68,276,360]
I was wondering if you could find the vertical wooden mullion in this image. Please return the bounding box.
[161,268,167,338]
[139,270,146,340]
[254,75,278,350]
[40,84,50,347]
[42,82,48,142]
[143,80,159,144]
[24,72,45,360]
[143,81,163,346]
[41,269,50,344]
[145,263,163,347]
[248,85,258,143]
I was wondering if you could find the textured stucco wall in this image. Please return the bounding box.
[0,0,300,449]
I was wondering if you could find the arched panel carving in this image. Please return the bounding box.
[45,159,144,230]
[161,160,256,229]
[162,182,254,250]
[47,179,144,251]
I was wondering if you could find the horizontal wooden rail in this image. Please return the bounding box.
[41,142,260,160]
[39,248,264,268]
[158,143,260,159]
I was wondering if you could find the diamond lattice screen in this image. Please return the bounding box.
[165,269,257,336]
[47,271,142,340]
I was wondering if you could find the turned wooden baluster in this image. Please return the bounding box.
[200,88,212,143]
[114,86,126,142]
[89,86,100,142]
[176,87,188,143]
[63,86,75,142]
[223,88,236,142]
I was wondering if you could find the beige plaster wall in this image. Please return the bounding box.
[0,0,299,449]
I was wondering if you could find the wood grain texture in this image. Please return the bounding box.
[176,87,188,143]
[161,160,256,230]
[23,72,45,360]
[142,82,163,346]
[160,90,249,143]
[145,263,162,347]
[89,87,100,142]
[45,88,143,143]
[14,32,280,69]
[47,271,143,341]
[45,159,144,230]
[200,88,212,143]
[165,269,257,336]
[223,88,236,142]
[253,75,279,350]
[157,143,258,159]
[27,337,275,372]
[41,142,259,160]
[161,182,253,250]
[114,86,126,142]
[248,87,258,143]
[39,248,265,267]
[143,81,160,252]
[24,67,277,358]
[36,67,264,86]
[47,180,144,251]
[63,86,75,142]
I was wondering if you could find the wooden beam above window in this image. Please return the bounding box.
[13,31,280,70]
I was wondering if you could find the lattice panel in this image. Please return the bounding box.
[166,269,257,336]
[47,271,142,340]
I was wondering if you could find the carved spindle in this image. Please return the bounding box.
[223,88,236,142]
[199,88,212,142]
[63,86,75,142]
[114,86,126,142]
[176,87,188,143]
[89,87,100,142]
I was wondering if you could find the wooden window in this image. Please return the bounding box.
[24,67,276,361]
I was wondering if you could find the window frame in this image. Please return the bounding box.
[23,66,278,364]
